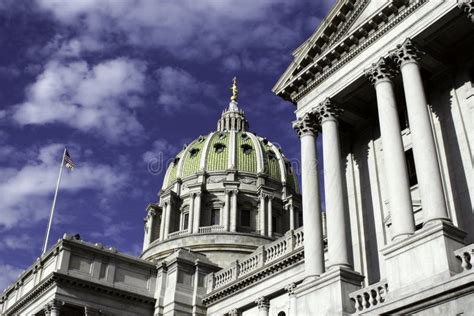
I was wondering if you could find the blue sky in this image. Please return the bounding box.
[0,0,334,289]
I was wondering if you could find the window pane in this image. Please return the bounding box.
[241,209,250,227]
[211,209,220,225]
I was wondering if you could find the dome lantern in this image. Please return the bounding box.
[217,77,249,132]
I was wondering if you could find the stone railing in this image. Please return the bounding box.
[349,279,389,313]
[454,244,473,272]
[198,225,225,233]
[206,228,304,293]
[168,229,189,238]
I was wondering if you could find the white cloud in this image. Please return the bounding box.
[142,138,179,163]
[0,264,23,291]
[34,0,308,62]
[12,58,146,142]
[155,67,216,113]
[0,234,36,251]
[0,143,128,229]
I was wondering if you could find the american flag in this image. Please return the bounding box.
[64,149,75,170]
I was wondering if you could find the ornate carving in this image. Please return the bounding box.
[292,111,320,137]
[391,38,424,67]
[285,282,297,296]
[207,176,225,184]
[228,308,241,316]
[44,299,64,314]
[365,57,397,85]
[458,0,474,23]
[315,98,343,122]
[255,296,270,310]
[240,177,257,185]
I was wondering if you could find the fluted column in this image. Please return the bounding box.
[255,297,270,316]
[224,190,230,231]
[267,196,273,237]
[193,192,202,233]
[163,202,171,239]
[365,57,415,241]
[188,194,195,233]
[316,98,351,268]
[259,194,266,236]
[230,189,238,231]
[285,283,297,316]
[393,39,450,224]
[293,112,325,277]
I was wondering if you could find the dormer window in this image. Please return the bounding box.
[214,143,226,153]
[268,151,277,160]
[241,144,253,155]
[198,136,205,143]
[189,148,200,158]
[219,133,226,140]
[241,133,248,140]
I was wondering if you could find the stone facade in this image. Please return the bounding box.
[1,0,474,315]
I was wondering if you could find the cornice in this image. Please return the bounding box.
[276,0,428,104]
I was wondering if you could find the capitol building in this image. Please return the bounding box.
[1,0,473,315]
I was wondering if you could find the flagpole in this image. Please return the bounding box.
[42,147,67,255]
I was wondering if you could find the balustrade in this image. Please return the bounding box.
[349,280,388,312]
[454,244,473,272]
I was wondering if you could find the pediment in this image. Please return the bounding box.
[273,0,380,100]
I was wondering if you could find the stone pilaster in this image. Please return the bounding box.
[315,98,350,269]
[365,57,415,241]
[267,195,274,237]
[285,282,297,316]
[44,299,63,316]
[293,112,325,277]
[255,296,270,316]
[392,38,450,225]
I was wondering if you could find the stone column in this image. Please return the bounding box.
[193,192,202,233]
[316,98,351,268]
[224,190,231,231]
[230,189,238,231]
[143,208,156,250]
[163,202,171,239]
[84,306,100,316]
[259,194,266,236]
[287,202,295,231]
[159,207,166,240]
[44,299,63,316]
[458,0,474,23]
[188,194,195,233]
[255,296,270,316]
[293,112,325,277]
[285,283,297,316]
[365,57,415,241]
[393,39,450,224]
[267,196,273,237]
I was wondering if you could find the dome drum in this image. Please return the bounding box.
[142,81,301,267]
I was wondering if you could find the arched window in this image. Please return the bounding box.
[278,312,286,316]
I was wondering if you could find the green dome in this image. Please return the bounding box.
[162,90,299,194]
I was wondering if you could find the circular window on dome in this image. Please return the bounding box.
[268,151,277,160]
[214,143,226,153]
[198,136,205,143]
[189,148,200,158]
[241,144,253,155]
[219,133,226,140]
[241,133,248,139]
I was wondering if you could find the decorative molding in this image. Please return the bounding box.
[365,57,397,85]
[391,38,424,67]
[285,0,428,102]
[458,0,474,22]
[255,296,270,310]
[315,97,343,122]
[207,176,226,184]
[292,111,320,137]
[285,282,297,296]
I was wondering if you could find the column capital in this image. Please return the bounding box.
[285,282,297,296]
[255,296,270,310]
[292,111,320,137]
[225,188,239,195]
[228,308,241,316]
[458,0,474,23]
[315,97,343,123]
[44,299,64,314]
[391,38,424,67]
[365,57,397,85]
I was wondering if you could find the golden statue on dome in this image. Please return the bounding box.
[230,77,238,102]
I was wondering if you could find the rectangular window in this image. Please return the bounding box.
[182,213,189,230]
[241,209,251,227]
[405,148,418,187]
[272,216,277,234]
[211,209,220,225]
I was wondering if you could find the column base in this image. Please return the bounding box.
[381,221,466,293]
[295,267,364,315]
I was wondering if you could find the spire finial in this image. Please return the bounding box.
[230,77,238,102]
